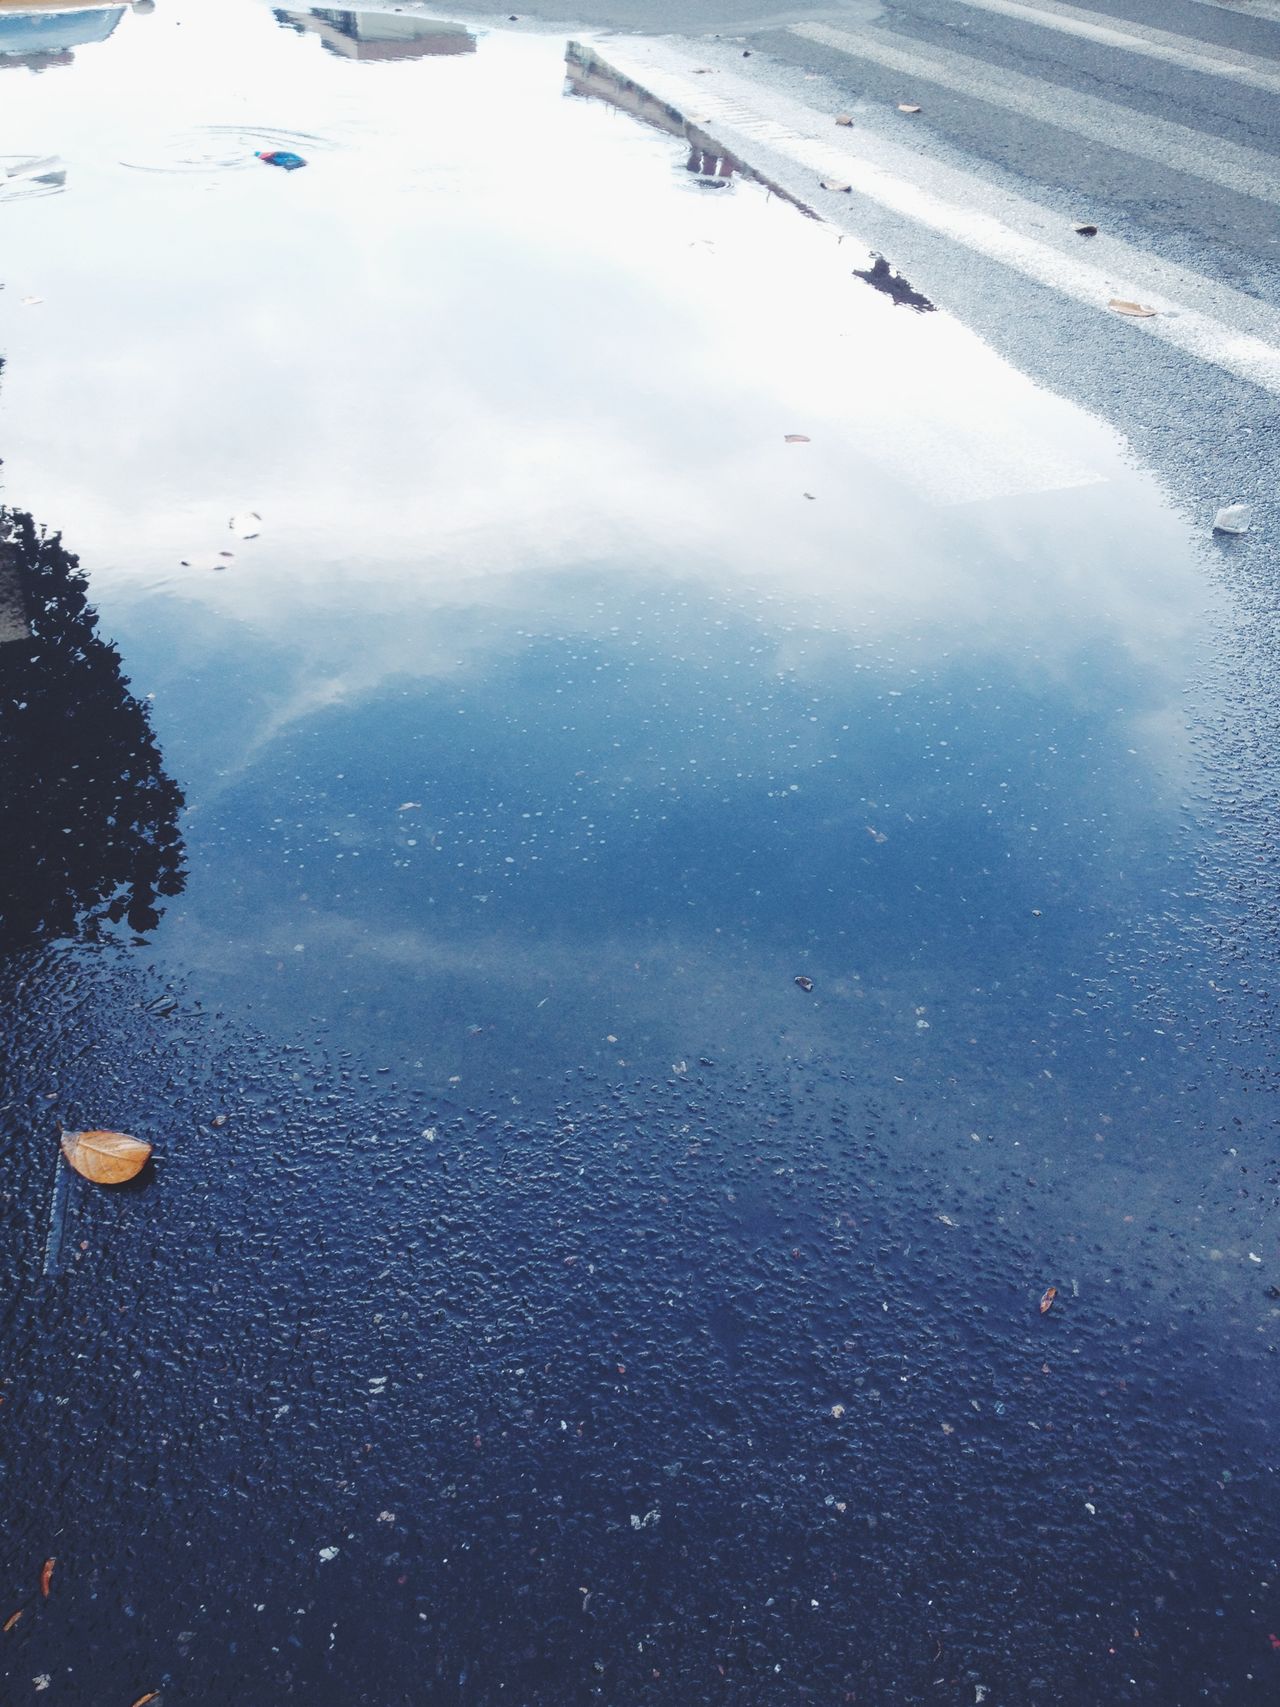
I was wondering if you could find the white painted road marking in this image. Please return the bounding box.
[944,0,1280,94]
[793,20,1280,207]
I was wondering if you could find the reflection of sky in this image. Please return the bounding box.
[0,0,1221,1102]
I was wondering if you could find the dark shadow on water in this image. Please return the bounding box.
[852,252,935,313]
[0,509,186,948]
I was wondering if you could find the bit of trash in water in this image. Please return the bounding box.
[256,149,307,171]
[1073,222,1098,236]
[1108,298,1157,317]
[794,975,815,992]
[1212,502,1252,535]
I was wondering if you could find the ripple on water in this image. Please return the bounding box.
[118,124,337,175]
[0,154,67,201]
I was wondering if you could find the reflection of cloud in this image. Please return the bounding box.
[2,17,1205,797]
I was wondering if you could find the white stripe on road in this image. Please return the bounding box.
[793,20,1280,206]
[944,0,1280,93]
[1191,0,1280,21]
[572,42,1280,395]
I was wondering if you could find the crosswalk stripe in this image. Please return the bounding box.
[944,0,1280,93]
[1190,0,1280,21]
[792,20,1280,207]
[570,42,1280,396]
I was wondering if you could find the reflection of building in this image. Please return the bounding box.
[564,42,813,216]
[273,8,475,60]
[0,4,126,71]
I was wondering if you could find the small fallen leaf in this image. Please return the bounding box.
[802,492,816,500]
[129,1694,161,1707]
[834,114,853,126]
[61,1130,152,1185]
[1073,223,1097,236]
[1039,1285,1058,1314]
[819,179,851,193]
[794,975,815,992]
[784,434,810,443]
[898,103,921,114]
[40,1559,54,1598]
[1108,299,1156,317]
[3,1610,22,1633]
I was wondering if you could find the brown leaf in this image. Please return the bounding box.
[129,1693,161,1707]
[834,114,853,126]
[1039,1286,1058,1314]
[40,1559,54,1598]
[784,434,810,443]
[60,1130,152,1185]
[819,180,851,193]
[1108,299,1156,317]
[898,103,922,113]
[3,1610,23,1633]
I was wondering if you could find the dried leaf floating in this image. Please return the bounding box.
[129,1693,161,1707]
[1039,1286,1058,1315]
[3,1610,23,1633]
[1108,299,1156,317]
[40,1559,55,1598]
[60,1130,152,1185]
[898,103,922,114]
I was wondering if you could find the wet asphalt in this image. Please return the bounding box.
[2,3,1279,1704]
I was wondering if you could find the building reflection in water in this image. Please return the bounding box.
[564,42,809,205]
[273,8,476,61]
[0,510,186,948]
[0,3,150,73]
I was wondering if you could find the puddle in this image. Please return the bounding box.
[0,4,1274,1701]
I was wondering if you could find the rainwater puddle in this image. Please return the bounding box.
[1,5,1275,1703]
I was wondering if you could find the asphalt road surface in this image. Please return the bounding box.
[2,4,1280,1705]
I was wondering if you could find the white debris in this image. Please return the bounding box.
[629,1509,660,1530]
[319,1546,340,1562]
[1212,503,1252,535]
